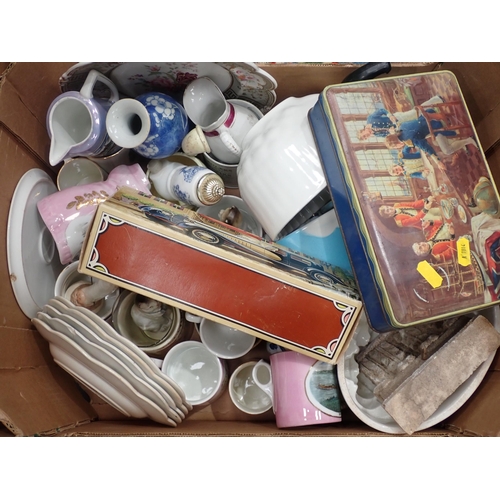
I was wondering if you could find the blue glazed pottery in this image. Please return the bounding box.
[106,92,190,159]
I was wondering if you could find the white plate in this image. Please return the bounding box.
[40,308,183,424]
[337,308,498,434]
[7,169,64,319]
[51,296,191,413]
[32,316,177,426]
[59,62,277,113]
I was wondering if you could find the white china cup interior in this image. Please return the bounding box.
[197,318,256,360]
[57,157,104,190]
[112,290,182,354]
[161,340,226,406]
[229,361,273,415]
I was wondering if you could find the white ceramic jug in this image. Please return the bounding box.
[183,77,261,164]
[47,70,121,166]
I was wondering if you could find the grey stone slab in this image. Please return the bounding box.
[382,315,500,435]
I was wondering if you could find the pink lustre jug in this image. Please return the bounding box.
[37,163,151,265]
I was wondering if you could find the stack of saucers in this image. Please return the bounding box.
[32,296,192,426]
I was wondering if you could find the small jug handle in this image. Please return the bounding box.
[252,359,274,408]
[219,130,242,158]
[185,312,202,324]
[80,69,120,104]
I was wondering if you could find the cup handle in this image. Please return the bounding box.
[185,312,202,324]
[252,359,274,407]
[219,130,242,158]
[80,69,120,104]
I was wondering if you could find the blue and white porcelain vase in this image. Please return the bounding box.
[106,92,190,159]
[147,159,225,207]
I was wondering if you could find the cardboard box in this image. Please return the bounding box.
[77,188,362,364]
[2,62,500,437]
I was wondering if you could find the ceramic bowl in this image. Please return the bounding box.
[161,340,227,406]
[237,94,330,241]
[337,307,500,434]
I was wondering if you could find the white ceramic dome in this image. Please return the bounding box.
[237,94,329,240]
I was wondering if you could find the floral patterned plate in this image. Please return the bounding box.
[59,62,278,113]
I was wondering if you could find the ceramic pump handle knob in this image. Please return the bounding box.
[147,159,225,207]
[70,279,118,308]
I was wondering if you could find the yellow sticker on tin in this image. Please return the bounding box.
[417,260,443,288]
[457,237,471,266]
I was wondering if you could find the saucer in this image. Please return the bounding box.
[33,315,178,426]
[337,308,498,434]
[7,169,64,319]
[40,307,184,423]
[50,343,144,418]
[59,62,277,113]
[44,301,186,419]
[50,296,191,413]
[33,317,148,419]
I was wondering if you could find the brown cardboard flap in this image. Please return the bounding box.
[56,418,450,437]
[439,62,500,152]
[444,369,500,436]
[259,63,439,105]
[0,327,96,436]
[0,63,74,168]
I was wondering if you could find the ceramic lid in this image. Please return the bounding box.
[7,169,64,318]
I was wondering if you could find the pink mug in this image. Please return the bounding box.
[253,351,342,429]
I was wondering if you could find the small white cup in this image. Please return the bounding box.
[57,157,105,190]
[186,313,257,360]
[229,361,273,415]
[161,340,227,406]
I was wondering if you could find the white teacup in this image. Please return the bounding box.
[111,290,193,357]
[161,340,227,406]
[57,157,105,191]
[229,361,273,415]
[183,77,262,164]
[201,152,239,189]
[186,313,257,360]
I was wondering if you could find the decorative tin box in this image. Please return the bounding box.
[309,70,500,332]
[78,188,362,363]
